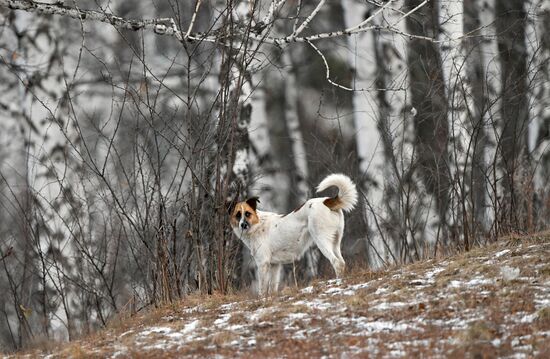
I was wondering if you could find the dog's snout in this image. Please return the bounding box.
[240,221,249,230]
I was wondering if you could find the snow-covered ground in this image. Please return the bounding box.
[7,238,550,358]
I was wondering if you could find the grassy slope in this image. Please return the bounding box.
[7,234,550,358]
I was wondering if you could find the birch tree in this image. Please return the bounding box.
[9,0,546,351]
[495,0,530,232]
[405,0,450,247]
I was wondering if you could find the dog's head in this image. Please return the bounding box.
[229,197,260,232]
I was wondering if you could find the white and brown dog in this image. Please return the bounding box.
[229,174,358,295]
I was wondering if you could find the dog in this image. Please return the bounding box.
[229,174,358,295]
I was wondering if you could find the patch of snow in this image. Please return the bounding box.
[361,320,414,332]
[390,339,431,348]
[219,302,238,311]
[287,312,308,320]
[534,297,550,308]
[249,307,272,321]
[347,282,369,291]
[449,277,493,288]
[325,287,345,295]
[109,345,129,358]
[301,286,314,294]
[166,332,184,340]
[514,345,534,352]
[425,267,446,280]
[139,326,173,336]
[423,317,470,330]
[294,299,332,311]
[494,249,511,258]
[181,306,202,314]
[143,342,175,351]
[214,313,232,326]
[344,317,417,333]
[182,319,200,334]
[467,277,494,286]
[227,324,246,332]
[449,280,462,288]
[388,350,407,357]
[375,287,389,295]
[324,282,369,296]
[326,278,343,286]
[501,266,520,281]
[520,312,538,323]
[292,330,307,339]
[371,301,409,311]
[119,330,134,337]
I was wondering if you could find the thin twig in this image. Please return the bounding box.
[184,0,202,41]
[261,0,286,26]
[290,0,325,39]
[345,0,394,33]
[1,0,441,47]
[306,39,369,92]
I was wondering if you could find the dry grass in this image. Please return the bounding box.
[6,233,550,358]
[538,307,550,330]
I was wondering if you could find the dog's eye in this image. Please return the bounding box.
[245,211,251,218]
[236,212,241,219]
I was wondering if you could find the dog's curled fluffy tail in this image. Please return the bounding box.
[316,174,358,213]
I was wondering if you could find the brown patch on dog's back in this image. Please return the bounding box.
[324,197,342,211]
[293,202,305,212]
[230,201,260,227]
[282,202,305,218]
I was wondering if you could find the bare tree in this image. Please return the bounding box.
[4,0,550,352]
[495,0,530,233]
[405,0,450,249]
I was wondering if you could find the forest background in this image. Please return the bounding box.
[0,0,548,351]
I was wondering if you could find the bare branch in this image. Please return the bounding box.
[1,0,185,41]
[0,246,13,261]
[184,0,202,41]
[305,39,379,92]
[345,0,395,34]
[0,0,437,47]
[290,0,325,40]
[260,0,286,26]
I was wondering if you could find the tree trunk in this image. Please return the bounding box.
[495,0,530,232]
[463,0,489,240]
[405,0,450,245]
[532,0,550,229]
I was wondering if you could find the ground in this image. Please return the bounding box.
[6,234,550,358]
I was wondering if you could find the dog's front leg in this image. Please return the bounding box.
[257,263,271,296]
[269,264,282,293]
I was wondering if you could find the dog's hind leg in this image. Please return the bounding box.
[309,224,346,278]
[317,237,346,277]
[333,228,345,271]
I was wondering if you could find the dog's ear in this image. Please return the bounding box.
[245,196,260,211]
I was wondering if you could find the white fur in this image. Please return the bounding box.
[316,173,358,212]
[232,174,358,295]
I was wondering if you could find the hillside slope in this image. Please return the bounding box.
[9,235,550,358]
